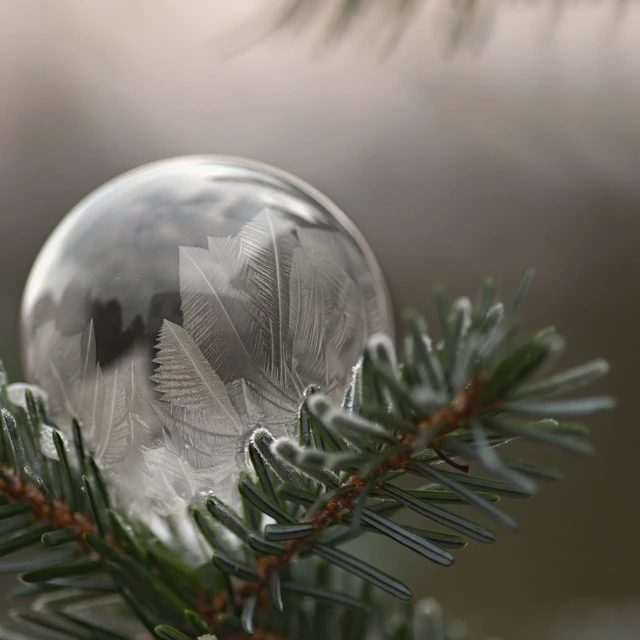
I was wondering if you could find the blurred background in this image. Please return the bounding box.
[1,1,639,638]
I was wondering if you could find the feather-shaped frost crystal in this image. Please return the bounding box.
[20,156,393,515]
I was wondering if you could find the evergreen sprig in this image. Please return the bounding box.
[0,272,612,640]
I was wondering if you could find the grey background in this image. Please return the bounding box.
[1,2,639,638]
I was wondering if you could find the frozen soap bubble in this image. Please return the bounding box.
[20,156,394,515]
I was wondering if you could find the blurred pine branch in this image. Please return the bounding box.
[252,0,631,53]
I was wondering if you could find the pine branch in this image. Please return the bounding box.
[0,271,613,640]
[188,271,613,635]
[222,373,494,605]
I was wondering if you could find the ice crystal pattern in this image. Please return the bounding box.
[29,320,149,468]
[151,208,383,501]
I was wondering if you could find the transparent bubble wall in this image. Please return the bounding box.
[21,156,394,516]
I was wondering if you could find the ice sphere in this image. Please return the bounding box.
[20,156,393,515]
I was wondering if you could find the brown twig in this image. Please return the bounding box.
[0,465,99,548]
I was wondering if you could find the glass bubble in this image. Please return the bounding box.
[21,156,394,515]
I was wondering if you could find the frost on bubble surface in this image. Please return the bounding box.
[150,208,383,505]
[20,157,393,519]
